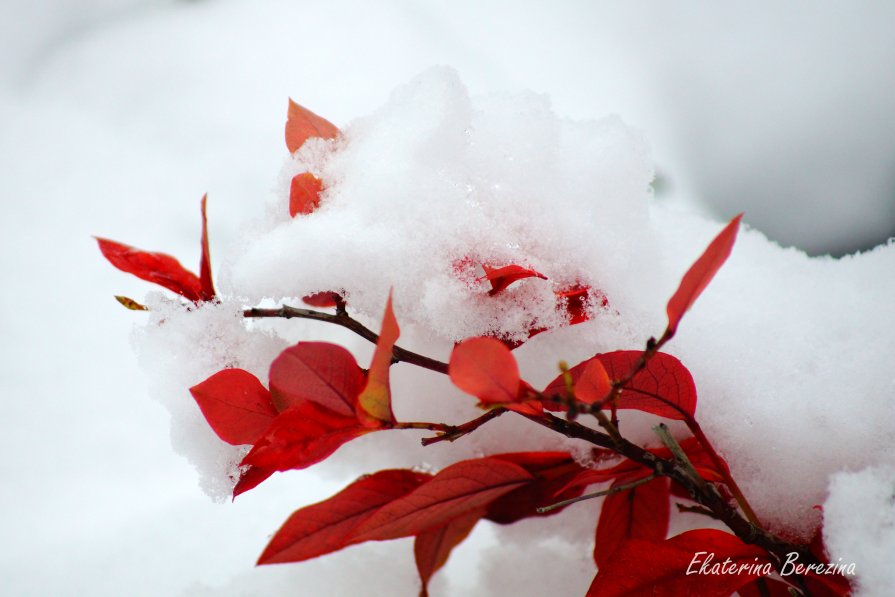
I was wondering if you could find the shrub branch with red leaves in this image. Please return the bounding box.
[97,101,852,597]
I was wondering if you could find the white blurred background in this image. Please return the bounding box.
[2,1,893,595]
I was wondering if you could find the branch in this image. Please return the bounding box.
[537,473,657,514]
[518,411,822,581]
[245,305,449,374]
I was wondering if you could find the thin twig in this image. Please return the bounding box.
[420,408,507,446]
[537,473,657,513]
[244,305,449,374]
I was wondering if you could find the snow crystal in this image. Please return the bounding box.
[824,466,895,596]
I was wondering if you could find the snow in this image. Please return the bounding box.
[3,1,895,596]
[824,466,895,596]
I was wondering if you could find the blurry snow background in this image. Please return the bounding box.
[2,1,894,596]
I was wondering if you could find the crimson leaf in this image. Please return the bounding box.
[96,237,204,301]
[268,342,365,416]
[594,474,671,569]
[414,509,482,596]
[348,458,533,543]
[666,213,742,335]
[189,369,277,445]
[588,529,773,596]
[449,337,521,404]
[241,401,370,471]
[257,469,431,564]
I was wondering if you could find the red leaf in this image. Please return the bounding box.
[449,338,521,404]
[575,358,612,404]
[594,474,671,569]
[666,214,742,334]
[556,284,605,325]
[480,263,547,295]
[600,351,696,420]
[189,369,277,445]
[357,294,399,425]
[484,452,586,524]
[198,194,215,300]
[348,458,533,543]
[414,510,482,596]
[543,351,696,420]
[96,237,203,301]
[289,172,324,217]
[268,342,365,416]
[302,291,341,308]
[285,99,339,154]
[257,469,432,564]
[588,529,773,597]
[241,401,369,471]
[232,465,274,499]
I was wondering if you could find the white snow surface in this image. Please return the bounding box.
[824,466,895,596]
[3,2,895,597]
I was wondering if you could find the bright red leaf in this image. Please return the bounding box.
[414,509,482,596]
[484,452,586,524]
[289,172,324,217]
[575,358,612,404]
[594,474,671,569]
[97,198,216,302]
[543,351,696,420]
[556,284,605,325]
[198,194,215,300]
[666,214,742,335]
[357,294,399,425]
[232,465,274,499]
[588,529,773,596]
[449,337,522,404]
[96,237,204,301]
[285,99,339,153]
[257,469,431,564]
[348,458,533,543]
[480,264,547,294]
[189,369,277,445]
[268,342,365,416]
[241,400,370,472]
[302,291,341,308]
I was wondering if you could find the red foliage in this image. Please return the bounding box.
[301,291,342,307]
[415,510,482,596]
[594,474,671,569]
[449,337,522,404]
[188,369,277,445]
[588,529,773,596]
[480,263,547,295]
[347,458,533,542]
[666,214,742,335]
[96,198,216,302]
[258,469,431,564]
[268,342,365,415]
[285,99,339,153]
[543,351,697,420]
[356,294,399,425]
[289,172,324,217]
[484,452,587,524]
[241,400,372,471]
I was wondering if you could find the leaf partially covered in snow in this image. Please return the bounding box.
[285,99,339,153]
[189,369,277,446]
